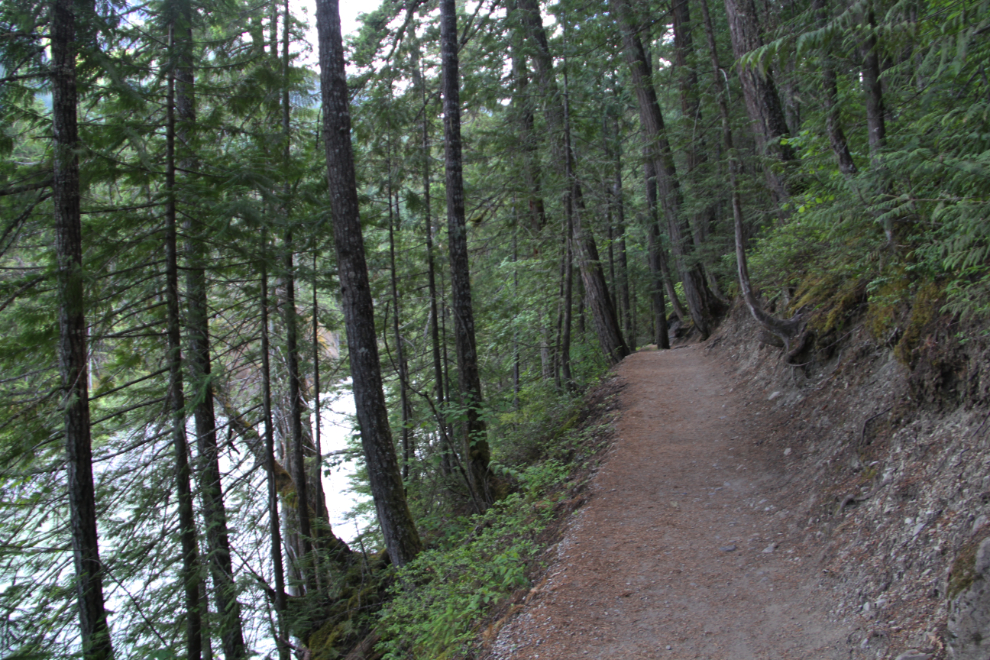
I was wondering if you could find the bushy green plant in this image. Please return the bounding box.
[375,493,549,660]
[375,383,617,660]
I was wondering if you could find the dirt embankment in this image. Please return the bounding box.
[704,303,990,659]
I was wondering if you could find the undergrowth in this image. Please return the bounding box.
[374,377,621,660]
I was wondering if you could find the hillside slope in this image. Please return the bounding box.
[705,304,990,659]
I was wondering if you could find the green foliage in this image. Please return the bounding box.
[375,376,618,660]
[376,493,543,660]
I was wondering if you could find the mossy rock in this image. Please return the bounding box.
[790,274,867,336]
[947,534,990,659]
[948,528,990,600]
[894,282,945,367]
[864,272,913,342]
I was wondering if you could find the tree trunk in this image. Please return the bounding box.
[512,232,521,407]
[439,0,493,507]
[672,0,727,303]
[165,30,202,659]
[516,0,628,364]
[614,0,717,339]
[387,184,413,481]
[812,0,857,176]
[552,243,565,388]
[310,252,337,577]
[699,0,803,348]
[422,78,449,475]
[861,1,894,246]
[52,0,114,655]
[279,0,316,594]
[560,216,574,386]
[174,1,247,654]
[644,159,671,349]
[862,3,886,165]
[315,0,422,566]
[409,47,450,477]
[282,231,316,592]
[260,239,290,660]
[722,0,795,204]
[507,0,547,232]
[610,107,634,349]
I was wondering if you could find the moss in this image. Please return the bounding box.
[303,551,392,659]
[948,529,990,600]
[791,273,841,313]
[790,273,867,335]
[894,282,945,366]
[308,618,348,660]
[819,279,867,334]
[864,272,913,341]
[550,410,581,444]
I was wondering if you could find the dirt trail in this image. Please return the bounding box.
[489,346,860,660]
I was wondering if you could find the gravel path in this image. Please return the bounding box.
[488,346,860,660]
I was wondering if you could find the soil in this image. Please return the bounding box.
[487,345,866,660]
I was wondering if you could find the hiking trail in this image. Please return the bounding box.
[488,345,863,660]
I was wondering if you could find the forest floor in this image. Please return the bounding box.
[485,344,867,660]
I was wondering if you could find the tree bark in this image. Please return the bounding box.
[613,0,717,338]
[861,3,886,165]
[165,29,202,659]
[672,0,727,302]
[440,0,493,507]
[174,0,246,655]
[644,159,671,349]
[812,0,857,176]
[387,184,413,481]
[282,231,316,592]
[560,215,574,386]
[722,0,795,204]
[507,0,547,232]
[610,110,634,350]
[512,232,521,407]
[417,61,449,472]
[260,238,289,660]
[516,0,629,364]
[315,0,422,566]
[52,0,114,655]
[699,0,803,347]
[278,0,318,594]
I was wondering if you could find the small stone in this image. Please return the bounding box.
[719,545,737,552]
[893,651,930,660]
[666,645,672,650]
[783,448,792,456]
[762,543,777,554]
[768,391,782,400]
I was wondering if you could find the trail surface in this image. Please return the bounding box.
[489,346,857,659]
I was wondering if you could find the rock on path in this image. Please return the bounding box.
[488,346,860,660]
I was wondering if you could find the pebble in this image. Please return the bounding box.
[719,544,737,552]
[893,652,930,660]
[762,543,777,553]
